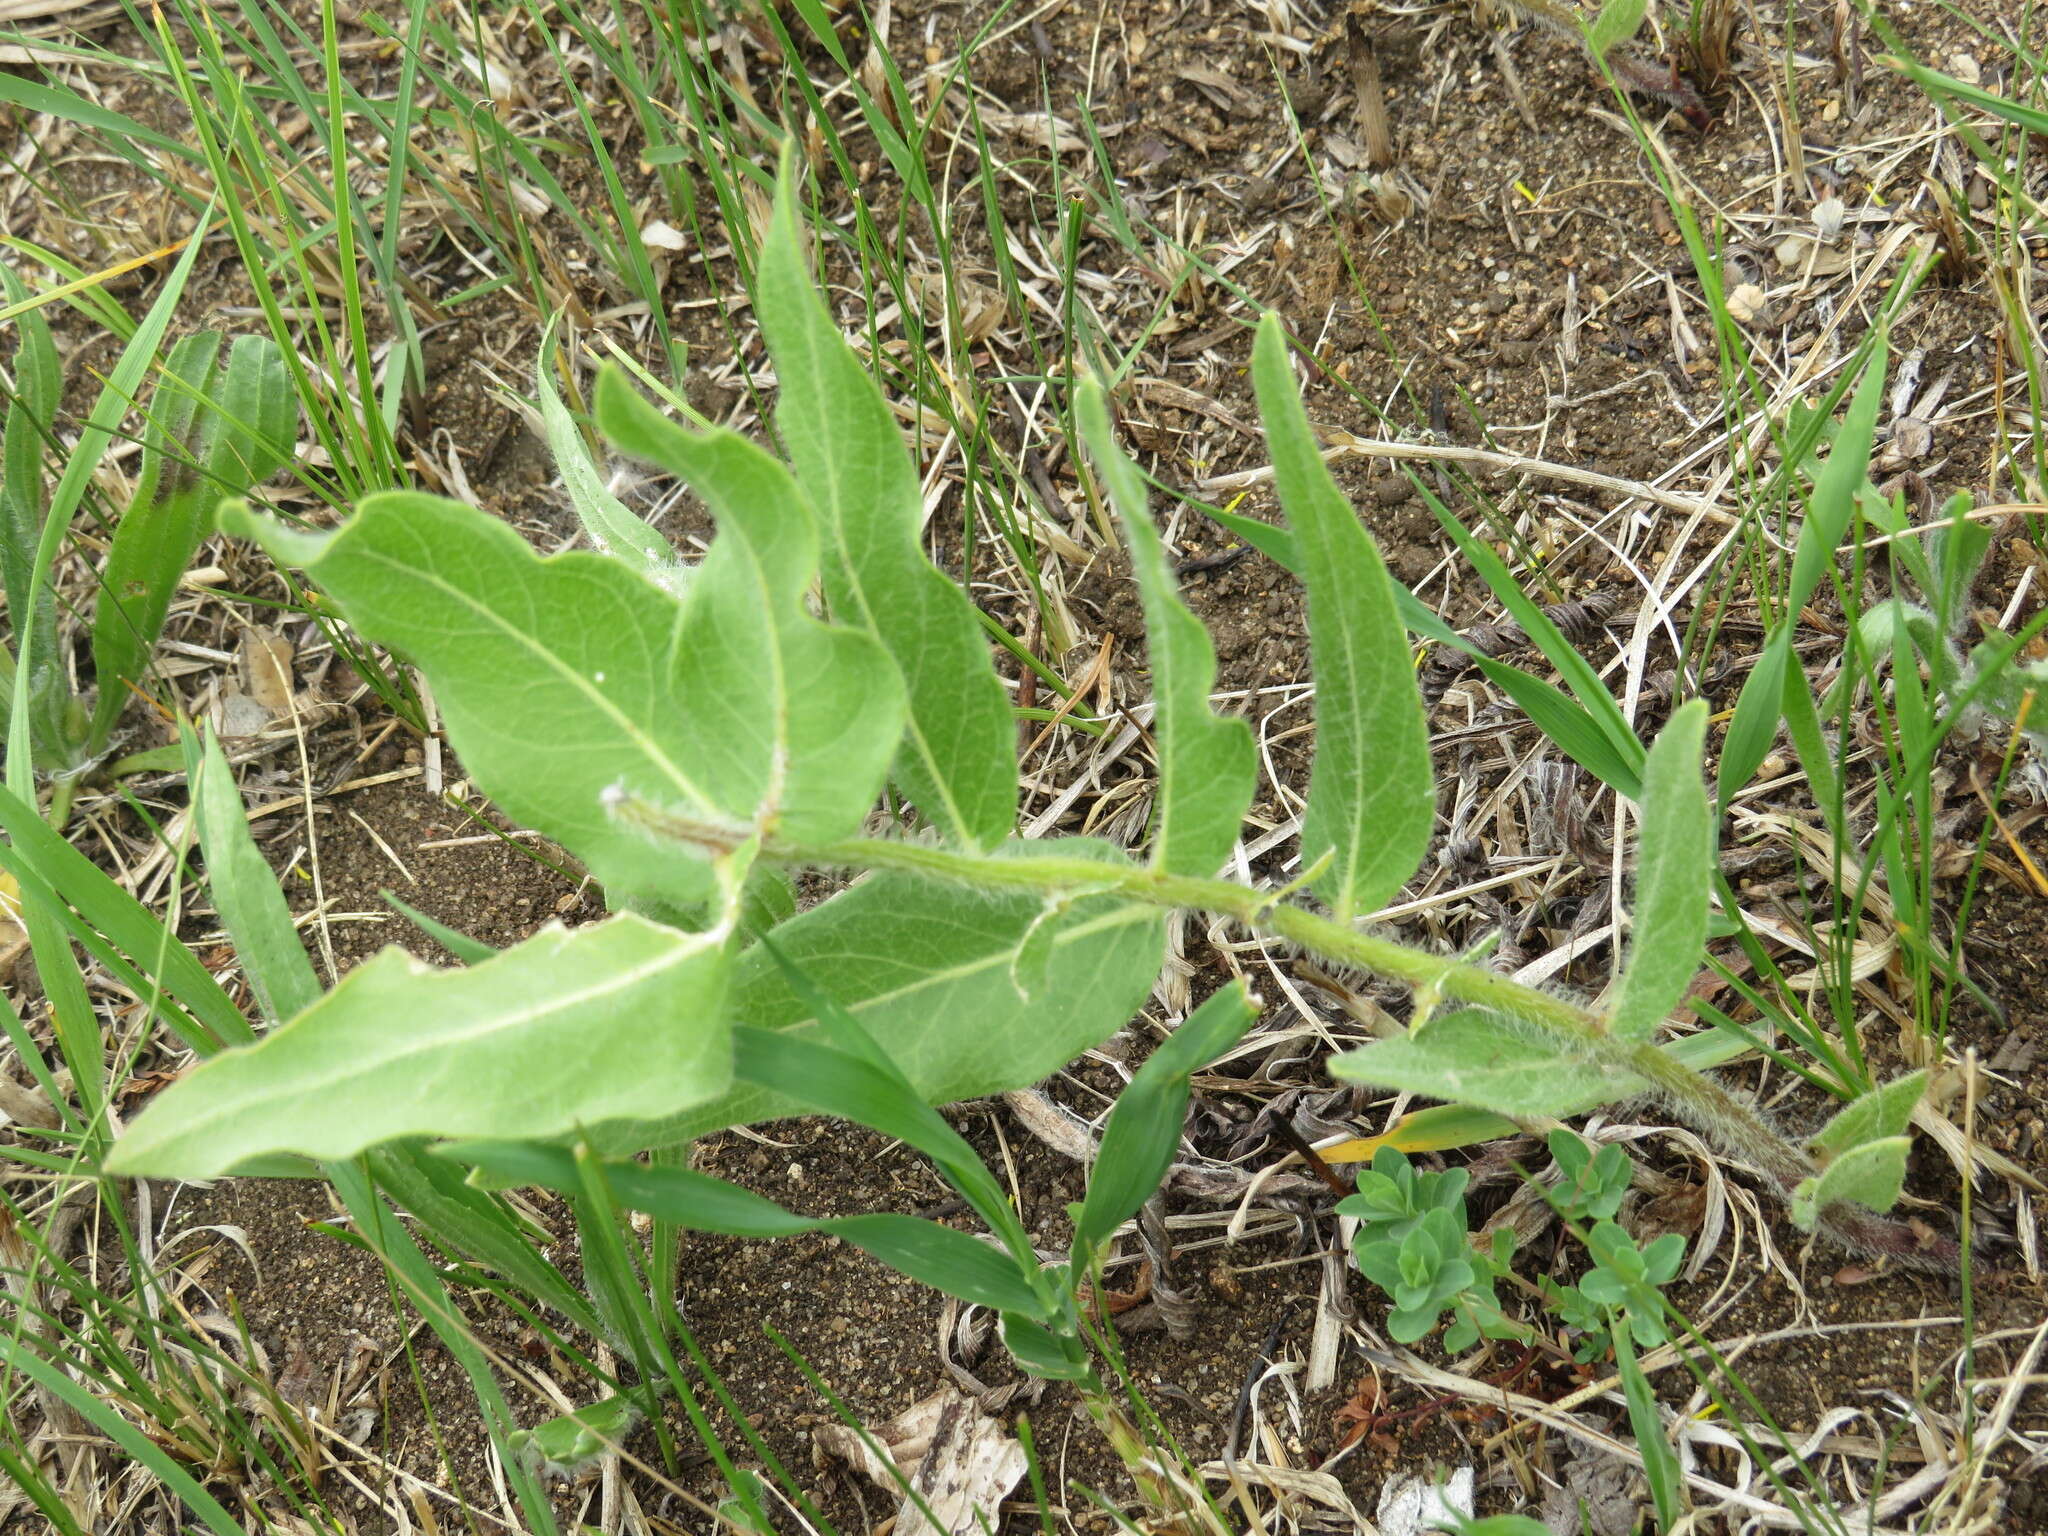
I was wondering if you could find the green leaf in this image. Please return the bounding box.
[1475,656,1641,797]
[753,151,1015,848]
[1251,314,1433,921]
[227,470,898,908]
[1329,1009,1645,1119]
[1585,0,1647,58]
[1790,1136,1912,1230]
[1790,345,1887,618]
[1609,701,1713,1042]
[90,333,296,756]
[1932,493,1990,638]
[0,778,245,1054]
[538,324,684,594]
[730,1023,1019,1243]
[364,1145,607,1342]
[508,1389,652,1477]
[0,263,68,764]
[1189,500,1299,573]
[188,725,319,1027]
[1808,1070,1927,1160]
[1074,981,1258,1250]
[999,1314,1093,1380]
[1426,494,1645,788]
[1717,628,1792,807]
[594,370,908,847]
[1612,1322,1683,1529]
[442,1141,1049,1318]
[1076,380,1255,875]
[1184,497,1470,655]
[106,914,732,1178]
[0,1341,249,1536]
[380,892,498,965]
[14,211,212,783]
[600,843,1165,1149]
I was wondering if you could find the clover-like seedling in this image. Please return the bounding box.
[1576,1220,1685,1349]
[1342,1148,1520,1352]
[1543,1129,1631,1224]
[1341,1145,1470,1241]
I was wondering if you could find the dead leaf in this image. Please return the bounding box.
[241,625,296,717]
[814,1388,1027,1536]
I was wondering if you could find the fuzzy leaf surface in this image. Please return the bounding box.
[754,156,1015,847]
[107,915,731,1178]
[601,844,1165,1149]
[596,373,908,846]
[226,476,899,907]
[1251,314,1432,920]
[1329,1009,1644,1119]
[1076,380,1254,874]
[1609,700,1713,1042]
[538,331,683,594]
[1791,1136,1912,1229]
[1808,1070,1927,1160]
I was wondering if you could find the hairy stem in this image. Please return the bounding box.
[784,836,1957,1268]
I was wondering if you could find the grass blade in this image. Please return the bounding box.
[1074,982,1258,1249]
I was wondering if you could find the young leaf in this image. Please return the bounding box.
[1721,346,1887,802]
[730,1024,1020,1237]
[1611,1322,1683,1528]
[380,893,498,965]
[537,325,685,595]
[999,1314,1094,1380]
[1250,314,1433,921]
[1425,494,1644,787]
[0,263,69,765]
[1789,346,1888,620]
[593,844,1162,1151]
[1716,628,1791,807]
[509,1390,653,1478]
[1330,1009,1646,1119]
[1075,380,1255,875]
[1931,493,1990,638]
[595,370,909,847]
[1790,1136,1912,1231]
[1807,1069,1927,1161]
[11,202,212,787]
[189,725,316,1028]
[106,915,732,1178]
[753,150,1015,849]
[1074,981,1259,1250]
[1585,0,1647,60]
[1608,700,1713,1042]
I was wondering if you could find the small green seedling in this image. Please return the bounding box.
[1340,1148,1521,1353]
[1576,1220,1686,1348]
[1543,1128,1631,1224]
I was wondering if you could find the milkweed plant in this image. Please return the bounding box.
[104,153,1942,1508]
